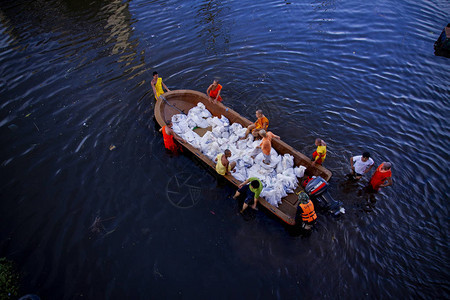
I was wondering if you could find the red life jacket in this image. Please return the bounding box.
[299,200,317,223]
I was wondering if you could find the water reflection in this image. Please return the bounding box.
[195,0,231,55]
[0,0,138,62]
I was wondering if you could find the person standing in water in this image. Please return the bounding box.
[159,121,182,154]
[312,138,327,166]
[206,79,223,103]
[368,162,393,192]
[350,152,375,180]
[151,71,170,101]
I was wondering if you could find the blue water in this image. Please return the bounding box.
[0,0,449,298]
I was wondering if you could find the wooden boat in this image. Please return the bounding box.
[154,90,332,225]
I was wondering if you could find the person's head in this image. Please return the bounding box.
[298,191,310,204]
[153,71,158,79]
[213,79,219,85]
[259,130,267,138]
[382,162,392,170]
[256,110,263,118]
[166,120,172,127]
[362,151,371,162]
[315,138,322,146]
[250,180,260,189]
[224,149,232,157]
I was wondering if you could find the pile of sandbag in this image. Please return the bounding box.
[171,102,306,207]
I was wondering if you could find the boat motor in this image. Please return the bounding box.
[303,176,345,216]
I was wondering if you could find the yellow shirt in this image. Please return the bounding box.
[216,154,231,175]
[154,77,164,100]
[316,145,327,160]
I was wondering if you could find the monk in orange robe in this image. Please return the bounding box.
[159,121,182,153]
[242,110,269,139]
[206,79,223,103]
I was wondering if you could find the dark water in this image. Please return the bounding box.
[1,0,449,298]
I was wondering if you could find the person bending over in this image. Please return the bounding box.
[233,177,263,213]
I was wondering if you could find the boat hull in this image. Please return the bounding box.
[154,90,332,225]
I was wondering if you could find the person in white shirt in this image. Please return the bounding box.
[350,152,375,180]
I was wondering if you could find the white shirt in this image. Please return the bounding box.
[352,155,374,175]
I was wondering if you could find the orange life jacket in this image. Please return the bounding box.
[299,200,317,223]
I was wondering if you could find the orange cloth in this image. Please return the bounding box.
[370,163,392,190]
[260,132,275,155]
[254,116,269,130]
[162,126,181,153]
[209,84,222,102]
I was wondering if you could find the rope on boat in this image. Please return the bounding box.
[160,95,186,115]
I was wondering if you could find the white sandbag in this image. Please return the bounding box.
[216,137,227,146]
[230,123,243,133]
[210,117,224,127]
[232,167,247,182]
[294,166,306,178]
[212,126,223,138]
[283,168,295,177]
[196,102,206,109]
[186,118,196,129]
[220,115,230,126]
[236,139,248,150]
[281,154,294,170]
[261,187,278,207]
[200,109,212,118]
[228,134,239,144]
[221,131,230,139]
[172,114,187,123]
[242,155,254,167]
[197,118,210,128]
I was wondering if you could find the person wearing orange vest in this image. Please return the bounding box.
[159,121,182,153]
[296,192,317,230]
[369,162,392,192]
[241,110,269,139]
[206,79,223,103]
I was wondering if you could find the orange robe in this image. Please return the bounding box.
[162,126,182,153]
[370,163,392,190]
[209,84,223,102]
[254,116,269,131]
[260,132,275,155]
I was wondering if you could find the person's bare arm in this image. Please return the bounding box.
[151,81,157,96]
[381,177,393,187]
[365,164,374,173]
[238,179,249,188]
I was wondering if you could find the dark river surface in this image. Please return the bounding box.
[1,0,449,299]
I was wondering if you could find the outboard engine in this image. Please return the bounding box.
[303,176,345,216]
